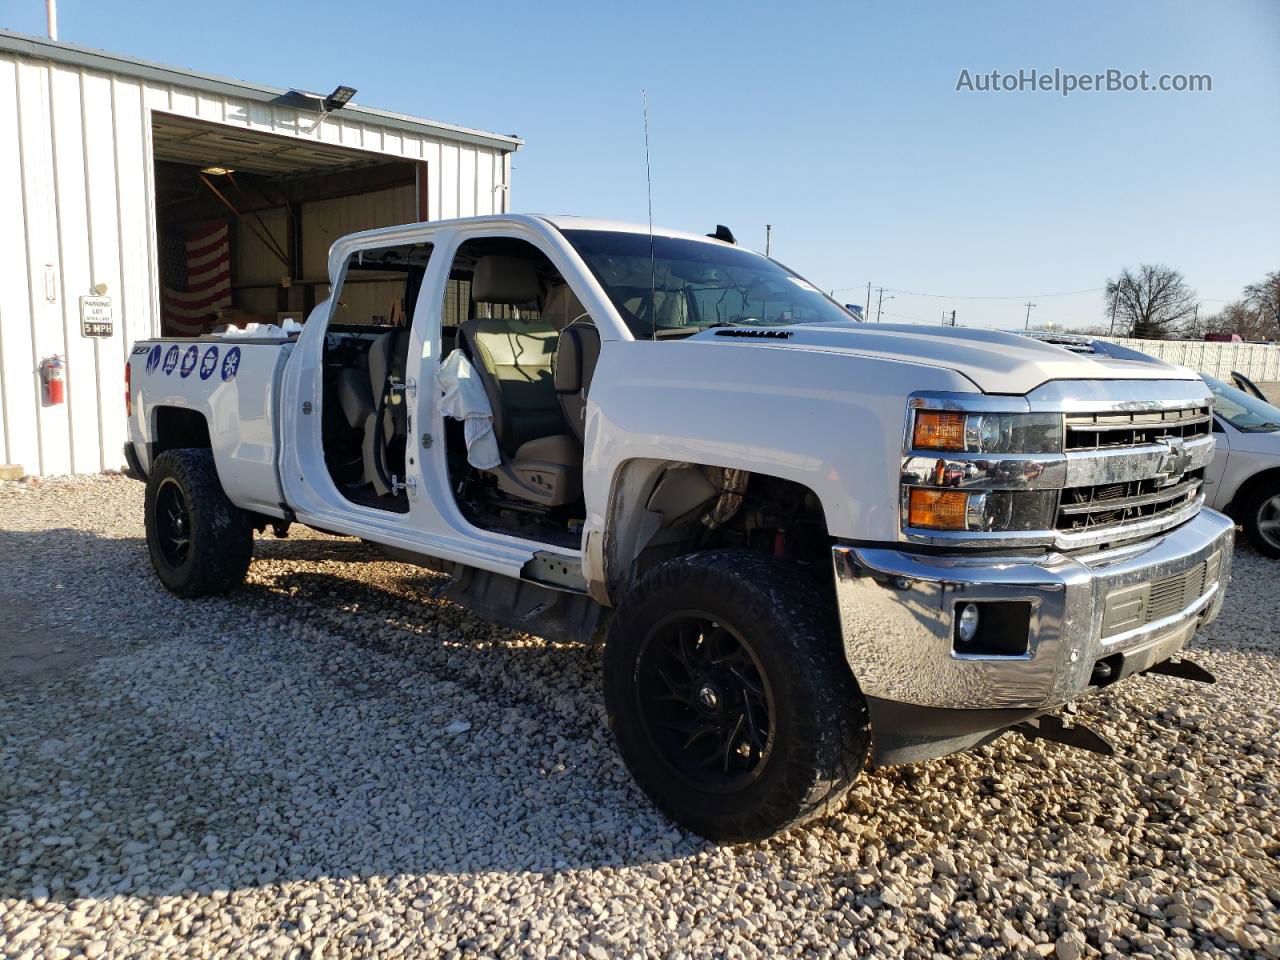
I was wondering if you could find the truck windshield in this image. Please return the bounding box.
[1202,374,1280,433]
[561,229,855,338]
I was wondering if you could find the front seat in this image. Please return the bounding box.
[546,284,601,443]
[332,329,410,496]
[362,328,411,495]
[457,256,582,506]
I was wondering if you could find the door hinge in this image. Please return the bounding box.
[302,401,313,415]
[390,377,417,400]
[390,474,417,497]
[421,432,433,448]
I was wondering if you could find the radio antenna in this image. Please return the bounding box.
[642,89,656,341]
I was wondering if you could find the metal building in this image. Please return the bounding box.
[0,30,521,476]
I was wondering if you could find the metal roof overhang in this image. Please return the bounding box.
[0,28,522,154]
[152,113,397,177]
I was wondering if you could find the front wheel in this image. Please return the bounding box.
[603,550,870,842]
[145,449,253,597]
[1241,483,1280,558]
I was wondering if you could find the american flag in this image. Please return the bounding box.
[161,221,232,336]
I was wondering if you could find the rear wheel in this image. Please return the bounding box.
[1241,483,1280,558]
[145,449,253,596]
[603,550,869,841]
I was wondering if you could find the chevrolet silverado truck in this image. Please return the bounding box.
[124,215,1234,841]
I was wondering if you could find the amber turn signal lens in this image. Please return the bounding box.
[908,489,969,530]
[912,411,966,450]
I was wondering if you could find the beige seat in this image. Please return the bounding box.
[457,256,581,506]
[546,284,602,443]
[334,328,410,496]
[362,329,410,495]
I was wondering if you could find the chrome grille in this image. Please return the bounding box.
[1065,406,1211,451]
[1056,469,1204,534]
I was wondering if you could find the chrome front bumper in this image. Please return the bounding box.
[831,508,1234,713]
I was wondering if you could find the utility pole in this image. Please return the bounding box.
[1108,297,1118,335]
[765,224,772,257]
[949,309,957,326]
[1023,301,1037,330]
[865,281,871,321]
[875,287,894,323]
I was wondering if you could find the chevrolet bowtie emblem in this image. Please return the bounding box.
[1155,437,1190,484]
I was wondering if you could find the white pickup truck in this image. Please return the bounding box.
[125,214,1234,841]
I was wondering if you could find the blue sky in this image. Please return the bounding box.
[3,0,1277,330]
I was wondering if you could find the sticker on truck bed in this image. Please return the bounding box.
[179,345,199,378]
[199,346,219,380]
[145,345,162,373]
[162,345,180,375]
[221,347,241,382]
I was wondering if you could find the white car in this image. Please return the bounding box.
[1202,373,1280,557]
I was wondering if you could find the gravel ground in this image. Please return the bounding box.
[1,475,1277,960]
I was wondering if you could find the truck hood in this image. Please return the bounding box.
[690,322,1196,394]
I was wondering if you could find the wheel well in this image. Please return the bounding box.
[1227,466,1280,517]
[603,460,831,601]
[152,406,211,456]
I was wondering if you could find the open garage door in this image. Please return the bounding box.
[150,113,428,335]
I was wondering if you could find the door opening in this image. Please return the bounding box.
[321,243,432,513]
[438,236,599,547]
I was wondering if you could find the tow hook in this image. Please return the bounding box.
[1143,657,1216,684]
[1015,714,1115,757]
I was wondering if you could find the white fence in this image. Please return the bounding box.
[1094,337,1280,382]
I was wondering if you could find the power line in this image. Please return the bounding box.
[832,283,1105,300]
[834,283,1239,303]
[878,309,932,323]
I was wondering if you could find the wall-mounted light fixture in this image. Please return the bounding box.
[322,85,357,111]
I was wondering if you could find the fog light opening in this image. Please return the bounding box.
[952,601,1033,657]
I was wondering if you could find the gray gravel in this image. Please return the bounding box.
[1,475,1278,959]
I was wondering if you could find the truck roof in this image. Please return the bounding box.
[336,214,746,248]
[536,215,728,245]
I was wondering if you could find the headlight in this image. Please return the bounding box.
[906,488,1057,532]
[912,412,1062,454]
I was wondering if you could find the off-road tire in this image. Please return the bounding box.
[145,449,253,597]
[1240,481,1280,559]
[603,549,870,842]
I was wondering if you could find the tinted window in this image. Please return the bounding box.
[562,229,855,338]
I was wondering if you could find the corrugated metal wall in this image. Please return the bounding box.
[1094,337,1280,381]
[0,49,513,475]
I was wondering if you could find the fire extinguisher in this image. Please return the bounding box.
[41,355,65,405]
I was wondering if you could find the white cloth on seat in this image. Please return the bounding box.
[435,350,501,470]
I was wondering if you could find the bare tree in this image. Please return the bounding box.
[1105,264,1197,339]
[1192,272,1280,341]
[1196,302,1254,339]
[1243,271,1280,338]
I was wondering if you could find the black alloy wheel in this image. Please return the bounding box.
[634,612,776,792]
[154,477,192,568]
